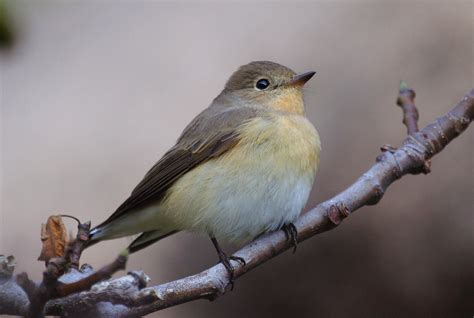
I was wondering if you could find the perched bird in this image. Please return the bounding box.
[89,61,321,282]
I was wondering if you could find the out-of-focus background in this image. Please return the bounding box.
[1,1,472,317]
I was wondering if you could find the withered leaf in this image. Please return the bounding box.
[38,215,68,262]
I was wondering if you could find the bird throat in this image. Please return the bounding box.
[269,88,305,115]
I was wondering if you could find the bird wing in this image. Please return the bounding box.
[95,106,260,227]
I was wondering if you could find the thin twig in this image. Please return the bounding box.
[397,80,419,135]
[66,221,91,269]
[59,214,82,225]
[56,254,128,297]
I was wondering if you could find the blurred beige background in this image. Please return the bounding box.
[1,1,473,317]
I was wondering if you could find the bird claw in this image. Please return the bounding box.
[214,254,246,290]
[282,223,298,253]
[229,255,246,266]
[222,255,247,290]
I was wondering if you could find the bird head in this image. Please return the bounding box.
[223,61,316,115]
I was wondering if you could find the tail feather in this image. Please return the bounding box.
[85,226,178,252]
[84,227,102,249]
[128,230,179,254]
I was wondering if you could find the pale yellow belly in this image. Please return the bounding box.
[154,114,321,242]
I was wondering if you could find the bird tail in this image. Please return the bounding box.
[84,227,104,249]
[86,226,178,253]
[127,230,179,253]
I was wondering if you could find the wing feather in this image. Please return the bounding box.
[94,106,259,228]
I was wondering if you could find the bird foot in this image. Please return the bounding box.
[282,223,298,253]
[218,253,244,290]
[211,237,246,290]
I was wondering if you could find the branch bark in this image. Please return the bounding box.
[0,86,472,317]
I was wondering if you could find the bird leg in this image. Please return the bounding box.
[210,237,245,289]
[282,223,298,253]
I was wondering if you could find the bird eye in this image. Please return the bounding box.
[255,79,270,90]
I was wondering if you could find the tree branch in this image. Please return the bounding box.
[0,86,472,317]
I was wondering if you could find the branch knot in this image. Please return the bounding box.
[327,202,351,225]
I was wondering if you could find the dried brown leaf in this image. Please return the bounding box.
[38,215,68,262]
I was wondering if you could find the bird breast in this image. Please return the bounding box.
[158,113,321,243]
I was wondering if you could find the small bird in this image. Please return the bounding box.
[88,61,321,282]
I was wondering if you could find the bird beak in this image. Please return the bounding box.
[286,71,316,87]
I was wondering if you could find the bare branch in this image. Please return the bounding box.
[14,218,128,317]
[56,254,128,298]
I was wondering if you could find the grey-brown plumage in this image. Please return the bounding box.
[225,61,295,90]
[93,106,261,230]
[92,61,294,233]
